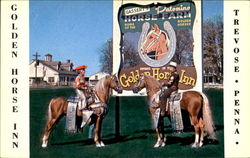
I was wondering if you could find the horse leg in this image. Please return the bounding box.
[94,115,104,147]
[154,116,165,147]
[159,116,165,146]
[154,128,161,148]
[42,116,59,148]
[42,98,66,148]
[199,118,205,147]
[191,116,200,148]
[98,116,104,147]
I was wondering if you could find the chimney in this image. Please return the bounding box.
[69,63,73,71]
[45,54,52,62]
[57,61,61,70]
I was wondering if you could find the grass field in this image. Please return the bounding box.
[30,88,224,158]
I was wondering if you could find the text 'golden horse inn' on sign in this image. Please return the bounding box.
[119,65,196,90]
[116,1,199,90]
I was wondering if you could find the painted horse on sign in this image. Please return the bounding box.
[133,74,216,148]
[41,74,122,148]
[140,24,170,60]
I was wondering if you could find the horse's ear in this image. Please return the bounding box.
[110,73,116,80]
[139,73,145,79]
[154,24,159,31]
[151,25,154,30]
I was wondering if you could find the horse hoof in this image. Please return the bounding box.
[191,143,199,148]
[41,143,47,148]
[161,142,166,147]
[96,143,102,147]
[164,137,167,142]
[100,141,105,147]
[154,142,161,148]
[199,142,203,147]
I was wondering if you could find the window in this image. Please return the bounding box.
[60,77,65,82]
[48,77,54,83]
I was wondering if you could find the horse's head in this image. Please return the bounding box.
[133,74,161,94]
[141,24,162,54]
[141,24,168,60]
[109,74,123,94]
[132,74,146,93]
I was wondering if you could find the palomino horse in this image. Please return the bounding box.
[141,24,169,60]
[133,74,216,148]
[41,75,122,148]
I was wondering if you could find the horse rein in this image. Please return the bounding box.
[144,30,162,51]
[111,75,122,93]
[135,75,160,94]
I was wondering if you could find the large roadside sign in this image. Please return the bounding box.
[113,0,202,95]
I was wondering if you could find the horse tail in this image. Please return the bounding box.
[200,92,217,140]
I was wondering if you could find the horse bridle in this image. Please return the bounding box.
[134,75,145,93]
[134,75,160,94]
[144,30,162,51]
[111,75,122,93]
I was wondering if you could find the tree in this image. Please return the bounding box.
[173,29,194,66]
[203,14,223,84]
[99,38,142,74]
[99,39,113,74]
[122,39,142,68]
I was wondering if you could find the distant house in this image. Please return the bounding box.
[89,72,109,86]
[29,54,78,86]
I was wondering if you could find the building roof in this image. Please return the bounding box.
[89,72,109,80]
[30,59,78,75]
[45,53,52,56]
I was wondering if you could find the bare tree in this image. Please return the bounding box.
[99,39,113,74]
[99,38,142,74]
[203,14,223,84]
[122,39,142,68]
[173,29,194,66]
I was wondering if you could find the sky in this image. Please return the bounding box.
[203,0,223,20]
[30,0,223,76]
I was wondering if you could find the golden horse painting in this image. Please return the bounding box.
[141,24,169,60]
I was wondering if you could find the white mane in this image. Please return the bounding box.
[94,75,110,93]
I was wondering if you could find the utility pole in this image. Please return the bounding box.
[33,52,40,86]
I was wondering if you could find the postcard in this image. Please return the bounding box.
[1,0,250,158]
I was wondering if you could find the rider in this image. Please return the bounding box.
[74,65,88,110]
[159,61,180,116]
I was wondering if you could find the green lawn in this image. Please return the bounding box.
[30,88,224,158]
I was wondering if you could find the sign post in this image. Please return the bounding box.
[115,96,120,139]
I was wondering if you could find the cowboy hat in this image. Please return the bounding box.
[74,65,88,70]
[168,61,177,68]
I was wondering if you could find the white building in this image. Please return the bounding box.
[89,72,109,86]
[29,54,78,86]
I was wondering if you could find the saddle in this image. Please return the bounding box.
[169,91,182,102]
[150,89,181,108]
[83,87,97,106]
[151,90,184,132]
[65,92,97,133]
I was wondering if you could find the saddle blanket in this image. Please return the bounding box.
[65,97,78,133]
[168,92,184,132]
[152,91,183,131]
[65,96,102,131]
